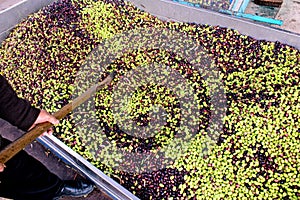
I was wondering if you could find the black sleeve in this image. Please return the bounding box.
[0,75,40,131]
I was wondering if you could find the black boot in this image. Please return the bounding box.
[53,180,94,200]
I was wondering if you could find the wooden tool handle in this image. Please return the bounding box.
[0,73,114,164]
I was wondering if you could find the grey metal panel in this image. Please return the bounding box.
[128,0,300,49]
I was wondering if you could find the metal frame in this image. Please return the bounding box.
[38,135,139,200]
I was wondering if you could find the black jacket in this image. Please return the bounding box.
[0,75,40,131]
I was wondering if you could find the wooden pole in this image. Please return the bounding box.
[0,73,115,164]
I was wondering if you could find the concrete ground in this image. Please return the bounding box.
[275,0,300,34]
[245,0,300,34]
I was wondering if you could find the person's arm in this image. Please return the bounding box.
[0,75,59,172]
[0,75,41,131]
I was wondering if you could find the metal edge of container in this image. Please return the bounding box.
[38,135,140,200]
[127,0,300,50]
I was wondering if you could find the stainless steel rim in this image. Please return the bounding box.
[38,135,139,200]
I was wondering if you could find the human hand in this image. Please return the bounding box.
[0,163,5,172]
[29,110,60,136]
